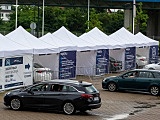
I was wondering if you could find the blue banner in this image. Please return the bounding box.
[149,45,159,64]
[59,51,76,79]
[5,57,23,66]
[4,82,23,88]
[96,49,109,75]
[125,47,136,70]
[0,59,2,67]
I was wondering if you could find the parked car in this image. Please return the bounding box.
[4,79,101,115]
[109,57,122,72]
[136,54,148,68]
[33,63,52,82]
[102,69,160,96]
[143,62,160,70]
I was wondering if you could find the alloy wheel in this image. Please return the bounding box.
[10,98,21,110]
[63,102,75,115]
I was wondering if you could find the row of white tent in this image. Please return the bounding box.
[0,26,158,57]
[0,26,159,91]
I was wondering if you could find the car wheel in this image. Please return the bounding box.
[108,82,117,92]
[10,97,22,110]
[150,86,159,96]
[63,102,75,115]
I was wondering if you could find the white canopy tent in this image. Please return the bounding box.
[0,34,33,57]
[109,27,142,47]
[52,26,97,51]
[53,26,100,76]
[0,34,34,91]
[109,27,142,70]
[135,32,159,46]
[6,26,60,54]
[135,32,159,63]
[86,27,123,49]
[38,32,77,79]
[85,27,125,71]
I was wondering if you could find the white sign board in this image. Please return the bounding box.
[3,55,33,90]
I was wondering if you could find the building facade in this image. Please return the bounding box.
[0,5,11,21]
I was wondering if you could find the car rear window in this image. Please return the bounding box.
[83,85,98,93]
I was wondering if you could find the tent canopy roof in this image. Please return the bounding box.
[6,26,59,54]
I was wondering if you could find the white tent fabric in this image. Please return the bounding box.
[39,32,77,52]
[79,33,110,50]
[76,50,97,75]
[109,27,143,47]
[52,26,97,51]
[85,27,123,49]
[6,26,59,54]
[33,54,59,79]
[0,34,33,57]
[135,32,159,46]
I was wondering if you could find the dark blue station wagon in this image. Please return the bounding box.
[102,69,160,96]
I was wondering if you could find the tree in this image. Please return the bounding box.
[65,8,86,35]
[135,2,149,34]
[41,7,67,33]
[7,5,38,31]
[86,8,103,32]
[99,10,124,35]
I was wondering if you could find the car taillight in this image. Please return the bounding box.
[114,63,118,66]
[140,58,144,61]
[81,94,93,99]
[81,94,94,102]
[36,71,42,73]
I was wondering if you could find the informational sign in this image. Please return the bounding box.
[96,49,109,75]
[59,51,76,79]
[125,47,136,70]
[4,55,33,90]
[149,45,159,64]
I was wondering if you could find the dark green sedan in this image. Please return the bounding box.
[102,69,160,96]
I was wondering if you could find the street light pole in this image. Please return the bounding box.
[42,0,44,36]
[15,0,18,29]
[133,0,136,34]
[87,0,90,30]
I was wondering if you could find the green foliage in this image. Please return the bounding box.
[85,8,103,32]
[41,7,67,32]
[0,5,148,36]
[135,2,149,34]
[99,10,124,35]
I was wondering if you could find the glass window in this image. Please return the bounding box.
[139,71,152,78]
[50,84,65,92]
[123,71,139,78]
[30,84,48,91]
[61,85,77,92]
[83,85,98,93]
[153,72,160,78]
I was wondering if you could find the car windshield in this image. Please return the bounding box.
[34,63,44,68]
[83,85,98,93]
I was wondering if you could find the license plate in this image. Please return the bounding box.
[94,97,99,101]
